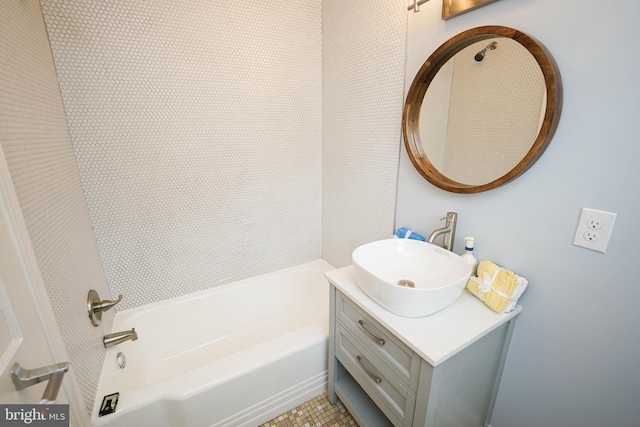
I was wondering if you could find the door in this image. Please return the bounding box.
[0,147,87,425]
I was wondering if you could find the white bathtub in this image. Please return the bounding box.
[92,260,334,427]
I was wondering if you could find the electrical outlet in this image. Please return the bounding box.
[587,219,602,230]
[583,231,599,241]
[572,208,617,253]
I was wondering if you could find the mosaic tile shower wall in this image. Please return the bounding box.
[322,0,408,268]
[0,0,114,415]
[39,0,323,311]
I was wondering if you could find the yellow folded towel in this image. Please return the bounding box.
[466,260,528,313]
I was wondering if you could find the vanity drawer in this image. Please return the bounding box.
[337,291,419,390]
[335,324,416,427]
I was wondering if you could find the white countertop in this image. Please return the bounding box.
[325,265,522,366]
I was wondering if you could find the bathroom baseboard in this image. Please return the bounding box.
[212,371,328,427]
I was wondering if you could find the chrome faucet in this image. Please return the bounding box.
[103,328,138,348]
[427,212,458,252]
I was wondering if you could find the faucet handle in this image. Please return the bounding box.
[93,294,123,313]
[440,212,458,224]
[88,290,123,327]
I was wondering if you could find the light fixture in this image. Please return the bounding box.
[408,0,430,12]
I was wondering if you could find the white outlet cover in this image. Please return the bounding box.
[572,207,617,253]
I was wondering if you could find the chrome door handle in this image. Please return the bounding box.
[10,362,69,402]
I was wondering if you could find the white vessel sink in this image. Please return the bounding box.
[352,239,472,317]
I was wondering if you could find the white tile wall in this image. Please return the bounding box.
[39,0,323,311]
[2,0,405,415]
[0,0,114,415]
[322,0,408,267]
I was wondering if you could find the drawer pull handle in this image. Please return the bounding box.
[358,320,385,346]
[356,355,382,384]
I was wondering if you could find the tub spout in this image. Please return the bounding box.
[103,328,138,348]
[427,212,458,252]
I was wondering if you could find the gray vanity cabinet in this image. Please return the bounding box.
[326,267,520,427]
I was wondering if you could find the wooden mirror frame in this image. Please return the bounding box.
[403,26,562,193]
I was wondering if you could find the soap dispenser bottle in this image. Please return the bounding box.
[461,236,478,276]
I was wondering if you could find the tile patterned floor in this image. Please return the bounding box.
[261,393,359,427]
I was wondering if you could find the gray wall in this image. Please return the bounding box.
[396,1,640,426]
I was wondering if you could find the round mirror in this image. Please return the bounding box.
[403,26,562,193]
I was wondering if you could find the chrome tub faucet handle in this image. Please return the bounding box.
[88,289,123,326]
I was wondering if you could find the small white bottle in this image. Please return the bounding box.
[461,236,478,276]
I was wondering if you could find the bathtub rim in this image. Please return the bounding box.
[114,259,334,317]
